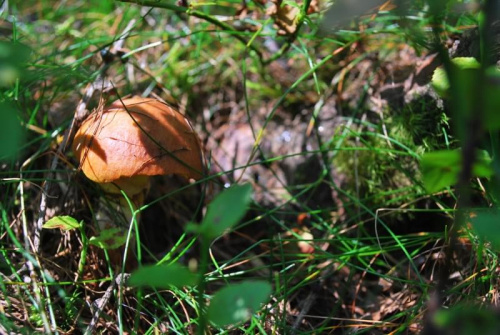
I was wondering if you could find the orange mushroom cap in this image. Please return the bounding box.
[72,97,204,195]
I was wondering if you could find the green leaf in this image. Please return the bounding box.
[43,216,81,231]
[89,228,127,250]
[0,103,25,161]
[128,263,198,289]
[421,150,493,193]
[421,150,461,193]
[207,281,272,327]
[483,66,500,130]
[433,304,500,335]
[431,57,483,140]
[185,222,200,234]
[431,57,480,98]
[0,41,31,87]
[199,184,253,239]
[431,67,449,97]
[470,209,500,251]
[451,57,481,69]
[473,150,494,178]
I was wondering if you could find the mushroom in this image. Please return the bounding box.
[72,96,204,267]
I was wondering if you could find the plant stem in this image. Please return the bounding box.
[76,224,89,281]
[262,0,312,65]
[196,234,210,335]
[117,0,263,61]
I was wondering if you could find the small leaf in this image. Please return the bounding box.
[421,150,493,193]
[43,216,81,231]
[470,209,500,251]
[431,67,449,97]
[421,150,461,193]
[431,57,481,98]
[128,263,198,289]
[199,184,253,239]
[89,228,127,250]
[207,281,272,327]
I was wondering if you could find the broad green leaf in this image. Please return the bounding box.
[451,57,481,69]
[451,63,481,141]
[473,150,494,177]
[128,263,197,289]
[483,66,500,129]
[470,209,500,251]
[43,216,81,231]
[0,41,31,87]
[421,150,461,193]
[199,184,252,239]
[431,57,480,98]
[433,304,500,335]
[431,67,449,97]
[207,281,272,327]
[0,103,25,161]
[431,57,480,141]
[89,228,127,250]
[420,150,492,193]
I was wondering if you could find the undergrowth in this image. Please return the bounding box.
[1,0,498,334]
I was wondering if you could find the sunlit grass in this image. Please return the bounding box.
[0,0,496,334]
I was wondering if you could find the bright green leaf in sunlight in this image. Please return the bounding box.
[431,57,480,98]
[430,57,500,133]
[89,228,127,250]
[43,216,81,231]
[450,57,481,69]
[421,150,493,193]
[472,150,494,177]
[470,209,500,251]
[431,57,481,139]
[0,103,25,161]
[207,281,272,327]
[128,263,198,289]
[431,66,448,97]
[198,184,253,239]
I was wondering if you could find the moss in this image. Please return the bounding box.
[333,97,450,208]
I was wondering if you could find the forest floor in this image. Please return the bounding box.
[1,1,498,334]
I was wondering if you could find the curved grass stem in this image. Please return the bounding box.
[118,0,312,65]
[118,0,264,61]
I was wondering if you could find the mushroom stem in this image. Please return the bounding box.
[95,191,145,231]
[93,183,148,272]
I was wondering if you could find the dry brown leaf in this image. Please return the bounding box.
[266,0,300,35]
